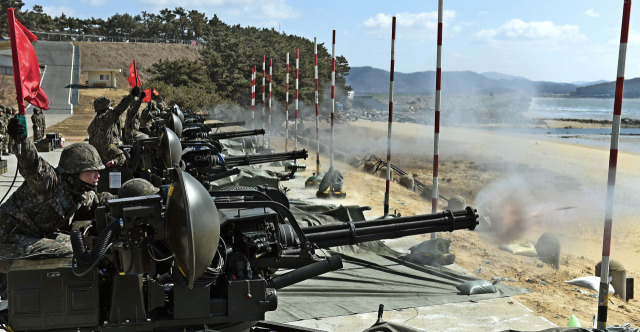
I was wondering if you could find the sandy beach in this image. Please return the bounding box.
[282,118,640,328]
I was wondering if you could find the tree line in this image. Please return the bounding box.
[1,0,352,112]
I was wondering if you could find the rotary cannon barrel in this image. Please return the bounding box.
[206,121,246,129]
[301,207,478,248]
[223,149,308,167]
[208,128,265,140]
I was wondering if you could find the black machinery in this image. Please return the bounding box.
[3,169,479,331]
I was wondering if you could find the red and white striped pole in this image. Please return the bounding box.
[330,30,336,170]
[262,55,266,146]
[285,53,290,152]
[314,37,321,175]
[597,1,631,328]
[384,17,396,216]
[251,66,256,130]
[268,58,273,147]
[431,0,444,239]
[295,48,300,153]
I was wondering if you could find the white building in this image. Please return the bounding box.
[82,68,121,88]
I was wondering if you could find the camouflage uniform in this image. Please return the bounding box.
[122,95,148,144]
[88,91,137,166]
[140,102,161,134]
[6,107,18,153]
[31,108,46,141]
[0,107,7,154]
[0,139,114,273]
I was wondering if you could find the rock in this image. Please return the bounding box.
[446,195,466,211]
[398,175,414,190]
[362,161,377,172]
[535,232,561,269]
[378,166,394,180]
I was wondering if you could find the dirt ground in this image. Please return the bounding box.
[272,119,640,329]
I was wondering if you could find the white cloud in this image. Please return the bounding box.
[80,0,107,7]
[584,9,600,18]
[41,6,77,17]
[361,10,456,40]
[474,19,586,43]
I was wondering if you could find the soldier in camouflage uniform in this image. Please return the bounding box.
[4,108,17,155]
[2,108,10,155]
[0,118,116,273]
[122,90,148,145]
[88,87,141,167]
[139,101,160,135]
[31,107,46,141]
[0,106,7,155]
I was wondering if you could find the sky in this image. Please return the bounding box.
[25,0,640,83]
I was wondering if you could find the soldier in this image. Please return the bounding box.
[31,107,45,141]
[0,118,116,273]
[1,108,10,155]
[88,87,141,167]
[4,108,17,155]
[0,106,7,156]
[140,101,160,135]
[122,90,148,145]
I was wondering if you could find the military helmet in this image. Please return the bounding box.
[94,96,111,113]
[57,143,105,174]
[118,178,160,198]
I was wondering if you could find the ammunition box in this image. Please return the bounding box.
[7,258,99,331]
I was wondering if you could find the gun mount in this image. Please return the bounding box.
[180,144,308,184]
[2,169,479,331]
[182,126,265,143]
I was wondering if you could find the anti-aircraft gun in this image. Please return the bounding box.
[102,127,309,193]
[2,169,479,331]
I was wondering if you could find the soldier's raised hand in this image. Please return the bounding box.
[131,86,141,97]
[8,116,26,140]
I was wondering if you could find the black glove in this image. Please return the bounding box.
[131,86,141,97]
[140,90,146,100]
[8,117,26,140]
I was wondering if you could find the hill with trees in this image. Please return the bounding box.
[1,1,352,111]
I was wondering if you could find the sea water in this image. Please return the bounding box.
[527,97,640,120]
[505,97,640,153]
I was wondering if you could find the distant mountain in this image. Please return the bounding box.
[572,80,610,87]
[575,77,640,97]
[347,66,578,96]
[480,72,528,81]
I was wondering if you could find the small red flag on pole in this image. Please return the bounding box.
[128,60,142,88]
[7,7,49,114]
[143,88,152,103]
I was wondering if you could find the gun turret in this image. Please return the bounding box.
[5,170,478,332]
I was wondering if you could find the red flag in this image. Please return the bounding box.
[128,60,141,88]
[143,88,152,102]
[7,8,49,113]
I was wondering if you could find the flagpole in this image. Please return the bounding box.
[7,7,28,148]
[8,8,26,116]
